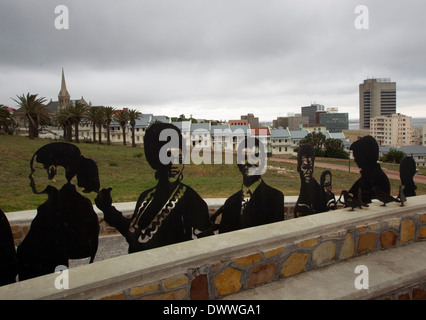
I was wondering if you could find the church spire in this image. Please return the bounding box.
[58,68,70,107]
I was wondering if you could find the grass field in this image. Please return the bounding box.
[1,134,425,213]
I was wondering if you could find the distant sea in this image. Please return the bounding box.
[349,118,426,130]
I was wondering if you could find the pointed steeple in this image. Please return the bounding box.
[58,68,71,107]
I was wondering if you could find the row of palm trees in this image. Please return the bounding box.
[13,93,142,147]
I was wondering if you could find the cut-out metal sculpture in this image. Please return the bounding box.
[320,170,337,211]
[95,123,213,253]
[400,156,417,197]
[0,209,18,286]
[17,142,100,281]
[339,190,369,211]
[212,137,284,234]
[372,186,400,206]
[398,185,407,207]
[346,135,390,204]
[294,144,327,217]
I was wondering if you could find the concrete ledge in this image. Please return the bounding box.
[5,196,299,245]
[1,195,426,300]
[4,197,300,222]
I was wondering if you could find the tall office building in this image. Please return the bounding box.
[359,78,396,130]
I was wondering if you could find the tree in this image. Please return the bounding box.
[13,93,50,139]
[0,105,15,134]
[103,106,116,145]
[298,132,327,156]
[128,109,141,147]
[95,107,106,144]
[68,101,88,143]
[323,138,349,159]
[381,148,406,164]
[55,106,73,141]
[87,106,99,142]
[114,109,130,146]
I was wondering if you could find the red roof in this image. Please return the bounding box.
[251,127,270,136]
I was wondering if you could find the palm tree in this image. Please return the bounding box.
[68,101,88,143]
[114,109,130,146]
[55,105,73,142]
[103,106,116,145]
[128,109,142,147]
[86,106,102,143]
[13,93,49,139]
[95,106,106,144]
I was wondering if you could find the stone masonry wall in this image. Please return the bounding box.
[99,207,426,300]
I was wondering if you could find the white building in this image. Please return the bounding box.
[370,113,421,146]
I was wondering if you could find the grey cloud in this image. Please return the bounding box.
[1,0,426,120]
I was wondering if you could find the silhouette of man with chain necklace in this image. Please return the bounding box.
[96,123,213,253]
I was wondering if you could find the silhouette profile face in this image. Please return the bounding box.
[237,150,260,187]
[167,148,184,183]
[145,123,185,183]
[322,172,332,193]
[29,142,100,194]
[300,155,313,183]
[297,144,315,184]
[350,135,379,170]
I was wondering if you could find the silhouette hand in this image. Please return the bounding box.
[95,187,113,212]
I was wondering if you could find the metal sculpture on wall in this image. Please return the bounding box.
[211,137,284,234]
[0,209,18,286]
[17,142,100,281]
[320,170,337,211]
[294,144,328,217]
[400,156,417,197]
[345,135,391,204]
[95,123,213,253]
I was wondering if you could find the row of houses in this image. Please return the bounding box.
[37,113,351,157]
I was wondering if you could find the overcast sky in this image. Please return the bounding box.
[1,0,426,122]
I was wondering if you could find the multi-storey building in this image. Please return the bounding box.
[359,78,396,130]
[370,113,421,146]
[241,113,259,128]
[272,114,309,130]
[301,104,325,124]
[318,111,349,133]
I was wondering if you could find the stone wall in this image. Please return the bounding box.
[100,203,426,300]
[2,195,426,300]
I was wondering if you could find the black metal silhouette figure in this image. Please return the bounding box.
[212,137,284,234]
[0,209,18,286]
[347,135,390,204]
[294,144,327,217]
[400,156,417,197]
[95,123,213,253]
[17,142,100,281]
[339,190,369,211]
[320,170,337,210]
[372,186,400,206]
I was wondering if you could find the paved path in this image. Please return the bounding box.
[269,157,426,184]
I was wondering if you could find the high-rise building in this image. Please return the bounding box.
[301,104,325,124]
[359,78,396,130]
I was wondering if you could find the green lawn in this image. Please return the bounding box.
[1,134,424,212]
